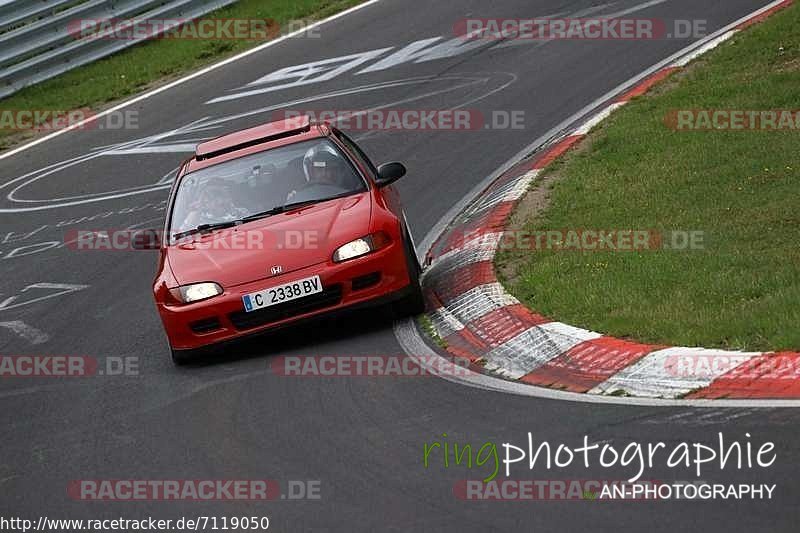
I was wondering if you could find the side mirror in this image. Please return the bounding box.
[375,162,406,187]
[131,229,162,250]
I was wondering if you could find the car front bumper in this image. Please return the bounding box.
[156,241,411,351]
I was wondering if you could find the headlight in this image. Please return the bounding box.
[332,232,391,263]
[169,282,223,304]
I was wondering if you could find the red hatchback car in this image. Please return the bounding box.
[148,116,424,364]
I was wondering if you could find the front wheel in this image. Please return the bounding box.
[170,347,199,366]
[394,234,426,317]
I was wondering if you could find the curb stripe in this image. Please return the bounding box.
[532,135,584,169]
[425,239,499,276]
[464,304,550,348]
[483,323,602,379]
[438,202,516,254]
[520,337,661,392]
[441,282,519,325]
[442,328,490,362]
[687,352,800,399]
[428,308,464,339]
[615,67,679,101]
[573,103,625,135]
[588,347,763,398]
[427,260,497,304]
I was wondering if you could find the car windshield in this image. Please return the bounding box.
[169,138,367,241]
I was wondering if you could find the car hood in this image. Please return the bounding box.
[166,192,372,288]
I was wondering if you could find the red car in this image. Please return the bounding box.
[147,116,424,364]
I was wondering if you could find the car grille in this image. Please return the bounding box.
[228,284,343,331]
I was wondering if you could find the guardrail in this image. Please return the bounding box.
[0,0,239,100]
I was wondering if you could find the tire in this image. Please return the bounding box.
[394,232,426,317]
[170,347,198,366]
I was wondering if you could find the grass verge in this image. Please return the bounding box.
[417,314,447,349]
[498,3,800,352]
[0,0,364,150]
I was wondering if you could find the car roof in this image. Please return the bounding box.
[182,115,330,175]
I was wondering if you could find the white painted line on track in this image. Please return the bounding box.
[672,30,739,67]
[574,103,625,135]
[0,0,383,162]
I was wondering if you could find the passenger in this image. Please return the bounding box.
[181,183,249,230]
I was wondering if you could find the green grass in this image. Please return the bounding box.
[0,0,364,149]
[499,3,800,352]
[417,314,447,349]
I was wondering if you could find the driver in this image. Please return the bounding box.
[287,143,346,201]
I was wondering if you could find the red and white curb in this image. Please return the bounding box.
[405,0,799,402]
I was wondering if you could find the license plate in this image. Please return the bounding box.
[242,275,323,312]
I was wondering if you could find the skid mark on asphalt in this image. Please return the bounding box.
[495,0,669,49]
[0,386,49,399]
[640,407,796,426]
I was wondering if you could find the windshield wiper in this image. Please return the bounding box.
[239,200,321,223]
[173,220,239,240]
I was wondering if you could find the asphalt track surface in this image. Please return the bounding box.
[1,1,798,531]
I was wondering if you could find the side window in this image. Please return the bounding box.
[335,130,378,177]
